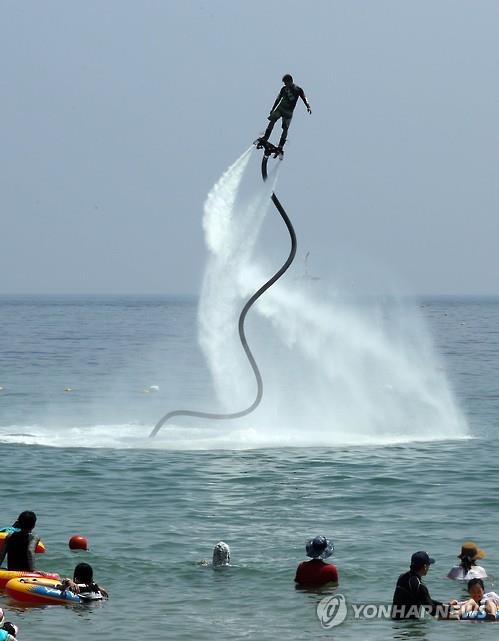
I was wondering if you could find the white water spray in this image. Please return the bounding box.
[199,148,279,410]
[0,150,468,450]
[196,150,468,447]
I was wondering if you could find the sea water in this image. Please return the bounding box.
[1,296,499,641]
[1,148,499,640]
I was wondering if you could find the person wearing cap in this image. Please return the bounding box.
[392,551,451,619]
[295,536,338,588]
[212,541,230,568]
[447,541,487,582]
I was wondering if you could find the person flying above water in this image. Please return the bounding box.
[259,74,311,155]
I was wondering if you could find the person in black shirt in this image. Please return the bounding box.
[392,551,451,619]
[0,511,40,571]
[260,74,311,153]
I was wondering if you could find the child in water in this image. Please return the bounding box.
[60,563,108,600]
[454,578,499,620]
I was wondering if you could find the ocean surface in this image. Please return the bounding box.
[0,294,499,641]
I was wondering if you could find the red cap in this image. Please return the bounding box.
[69,535,89,551]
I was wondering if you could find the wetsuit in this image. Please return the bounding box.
[295,559,339,588]
[392,570,448,619]
[0,530,39,571]
[263,84,309,149]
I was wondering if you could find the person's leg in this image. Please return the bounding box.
[278,115,292,148]
[262,110,280,141]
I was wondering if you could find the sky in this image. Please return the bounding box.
[1,0,498,296]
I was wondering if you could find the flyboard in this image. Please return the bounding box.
[149,135,296,437]
[253,137,284,159]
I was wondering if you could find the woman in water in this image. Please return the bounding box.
[447,542,487,581]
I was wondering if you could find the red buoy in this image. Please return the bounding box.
[69,535,88,551]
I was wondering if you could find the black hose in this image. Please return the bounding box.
[149,153,297,437]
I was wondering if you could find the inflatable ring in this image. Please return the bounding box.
[6,577,81,604]
[461,609,499,621]
[5,577,104,605]
[0,570,59,589]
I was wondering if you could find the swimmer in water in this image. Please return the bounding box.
[0,511,40,571]
[447,542,487,582]
[212,541,230,568]
[295,536,338,588]
[198,541,231,568]
[453,578,499,620]
[59,562,108,600]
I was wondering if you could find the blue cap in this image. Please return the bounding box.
[306,536,334,559]
[411,551,435,568]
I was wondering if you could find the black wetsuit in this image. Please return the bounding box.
[263,84,308,148]
[391,570,448,619]
[0,530,38,571]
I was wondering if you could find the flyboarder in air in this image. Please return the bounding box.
[255,74,312,158]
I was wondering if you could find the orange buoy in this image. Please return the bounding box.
[68,535,88,551]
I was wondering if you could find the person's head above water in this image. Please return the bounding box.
[16,511,36,531]
[282,74,293,85]
[467,577,485,601]
[305,536,334,560]
[410,551,435,575]
[3,622,18,638]
[73,562,94,584]
[212,541,230,567]
[459,541,486,563]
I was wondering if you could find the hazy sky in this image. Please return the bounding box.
[1,0,498,295]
